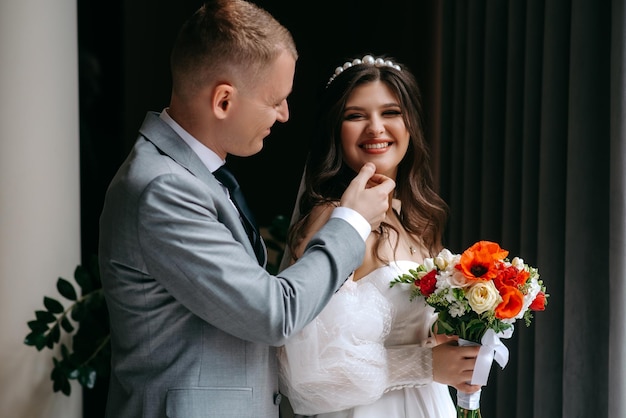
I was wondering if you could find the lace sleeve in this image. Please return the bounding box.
[277,279,435,415]
[385,342,434,392]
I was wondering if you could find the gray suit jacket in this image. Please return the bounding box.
[98,112,365,418]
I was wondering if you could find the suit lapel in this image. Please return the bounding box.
[137,112,265,265]
[139,112,216,189]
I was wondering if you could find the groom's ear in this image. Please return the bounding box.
[212,83,235,119]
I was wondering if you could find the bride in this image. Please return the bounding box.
[277,54,481,418]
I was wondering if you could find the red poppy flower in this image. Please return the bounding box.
[457,241,509,282]
[529,291,547,311]
[495,285,524,319]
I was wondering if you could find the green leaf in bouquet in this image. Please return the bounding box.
[523,309,534,327]
[436,318,455,334]
[389,273,414,287]
[43,296,64,314]
[35,310,56,323]
[434,310,456,334]
[491,319,512,335]
[57,277,77,301]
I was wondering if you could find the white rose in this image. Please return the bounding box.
[467,281,502,314]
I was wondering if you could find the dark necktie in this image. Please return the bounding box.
[213,165,265,266]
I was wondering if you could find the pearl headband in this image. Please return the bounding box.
[326,54,402,87]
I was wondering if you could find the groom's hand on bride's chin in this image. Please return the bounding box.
[340,162,395,230]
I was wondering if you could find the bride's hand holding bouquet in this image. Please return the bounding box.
[390,240,548,418]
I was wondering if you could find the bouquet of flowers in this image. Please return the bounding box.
[390,240,548,418]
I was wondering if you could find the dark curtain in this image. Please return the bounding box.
[609,1,626,416]
[437,0,623,417]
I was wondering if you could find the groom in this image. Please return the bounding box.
[98,1,395,417]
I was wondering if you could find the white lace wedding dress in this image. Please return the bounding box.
[278,260,456,418]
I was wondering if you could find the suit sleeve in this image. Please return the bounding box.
[137,172,365,346]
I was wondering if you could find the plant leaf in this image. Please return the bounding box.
[57,278,77,301]
[60,344,70,360]
[27,320,49,333]
[74,264,93,294]
[49,323,61,344]
[24,331,46,349]
[52,370,72,396]
[26,257,111,396]
[35,310,56,323]
[61,316,74,333]
[77,366,97,389]
[45,334,55,349]
[71,302,86,322]
[68,368,80,379]
[43,297,64,314]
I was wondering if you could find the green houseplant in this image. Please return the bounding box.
[23,254,109,395]
[24,215,289,395]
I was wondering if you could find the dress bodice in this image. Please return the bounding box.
[353,260,437,346]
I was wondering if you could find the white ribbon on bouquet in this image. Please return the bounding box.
[468,327,513,385]
[456,328,514,410]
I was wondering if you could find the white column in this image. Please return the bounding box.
[0,0,82,417]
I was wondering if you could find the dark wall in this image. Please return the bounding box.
[78,1,439,416]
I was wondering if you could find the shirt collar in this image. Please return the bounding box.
[159,108,224,172]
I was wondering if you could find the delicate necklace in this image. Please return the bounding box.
[388,208,420,257]
[402,232,420,256]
